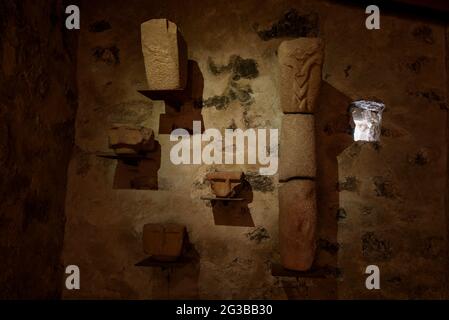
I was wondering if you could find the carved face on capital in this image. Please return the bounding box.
[206,171,244,198]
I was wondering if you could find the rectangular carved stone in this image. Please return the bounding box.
[278,114,316,180]
[141,19,187,90]
[206,171,244,198]
[142,223,186,262]
[279,38,324,113]
[279,180,317,271]
[108,124,155,154]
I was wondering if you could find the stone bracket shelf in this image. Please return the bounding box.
[135,256,192,269]
[95,152,153,160]
[200,196,245,201]
[271,263,336,279]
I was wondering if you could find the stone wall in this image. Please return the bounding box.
[0,0,78,299]
[62,0,448,299]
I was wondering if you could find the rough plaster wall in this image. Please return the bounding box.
[63,0,448,299]
[326,9,448,299]
[0,0,78,299]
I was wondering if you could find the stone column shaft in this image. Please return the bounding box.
[278,38,323,271]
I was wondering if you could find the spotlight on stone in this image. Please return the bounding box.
[350,100,385,142]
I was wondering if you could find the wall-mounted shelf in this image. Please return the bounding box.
[200,196,245,201]
[95,152,152,160]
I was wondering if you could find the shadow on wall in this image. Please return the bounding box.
[139,60,205,134]
[280,81,353,299]
[113,141,162,190]
[150,233,201,299]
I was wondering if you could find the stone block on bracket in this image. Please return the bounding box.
[142,223,186,262]
[108,124,155,155]
[141,19,188,90]
[206,171,244,198]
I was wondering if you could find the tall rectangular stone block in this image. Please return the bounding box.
[279,180,317,271]
[141,19,187,90]
[278,114,316,180]
[279,38,324,113]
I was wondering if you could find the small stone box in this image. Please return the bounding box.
[108,124,155,155]
[141,19,187,90]
[142,223,186,262]
[206,171,244,198]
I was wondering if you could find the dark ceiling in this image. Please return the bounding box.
[395,0,449,13]
[336,0,449,22]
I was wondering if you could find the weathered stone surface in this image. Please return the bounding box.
[206,171,244,198]
[278,114,316,180]
[108,124,155,154]
[143,224,186,261]
[63,1,449,300]
[141,19,187,90]
[279,38,324,113]
[279,180,317,271]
